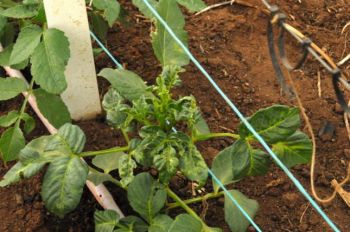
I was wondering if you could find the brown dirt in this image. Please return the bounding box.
[1,0,350,231]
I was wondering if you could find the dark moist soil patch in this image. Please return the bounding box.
[1,0,350,231]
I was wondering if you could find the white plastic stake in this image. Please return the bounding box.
[43,0,101,120]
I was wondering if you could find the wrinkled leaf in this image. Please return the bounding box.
[33,88,71,128]
[0,161,44,187]
[94,210,119,232]
[92,151,125,173]
[211,146,234,193]
[127,173,167,222]
[239,105,300,143]
[46,123,86,154]
[10,24,42,65]
[31,28,70,94]
[176,0,206,12]
[0,77,27,100]
[153,145,179,183]
[119,155,137,187]
[93,0,120,27]
[224,190,259,232]
[179,145,208,186]
[18,135,54,164]
[272,131,312,168]
[99,68,152,101]
[102,88,129,128]
[0,126,25,162]
[0,110,19,127]
[152,0,189,67]
[41,156,88,217]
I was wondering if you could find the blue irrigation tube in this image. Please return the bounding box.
[90,30,262,231]
[139,0,340,231]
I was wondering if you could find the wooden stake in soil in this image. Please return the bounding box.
[43,0,101,120]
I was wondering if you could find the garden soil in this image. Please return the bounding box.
[1,0,350,231]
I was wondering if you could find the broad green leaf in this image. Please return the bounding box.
[176,0,207,12]
[0,22,15,47]
[99,68,152,101]
[87,171,115,185]
[118,155,137,187]
[153,145,179,183]
[239,105,300,143]
[0,5,38,18]
[132,0,158,19]
[23,0,41,4]
[127,173,167,222]
[41,156,88,217]
[0,161,44,187]
[102,88,129,128]
[31,28,70,94]
[90,12,109,41]
[33,88,71,128]
[272,131,312,168]
[116,216,148,232]
[0,16,6,33]
[0,110,19,127]
[10,24,42,65]
[46,123,86,154]
[92,151,125,173]
[0,126,25,162]
[149,214,173,232]
[21,113,35,134]
[168,214,202,232]
[152,0,190,67]
[179,145,208,186]
[94,210,119,232]
[93,0,120,27]
[194,114,210,134]
[18,135,54,164]
[0,44,29,69]
[224,190,259,232]
[211,146,234,193]
[0,77,27,100]
[228,139,270,181]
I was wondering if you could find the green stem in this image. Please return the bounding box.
[167,191,224,210]
[193,132,240,142]
[80,146,129,158]
[15,78,35,128]
[121,129,130,145]
[166,187,205,224]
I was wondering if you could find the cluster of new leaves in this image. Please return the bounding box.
[94,173,221,232]
[0,0,72,162]
[0,124,89,217]
[99,65,209,187]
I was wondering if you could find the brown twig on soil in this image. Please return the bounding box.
[299,203,310,224]
[317,69,322,97]
[195,0,257,16]
[218,125,235,133]
[344,109,350,142]
[285,71,350,205]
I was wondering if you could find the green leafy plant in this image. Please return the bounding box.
[0,0,312,231]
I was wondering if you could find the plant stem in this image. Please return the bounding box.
[80,146,129,158]
[166,187,205,224]
[167,191,224,210]
[121,129,130,145]
[193,132,240,142]
[15,78,35,128]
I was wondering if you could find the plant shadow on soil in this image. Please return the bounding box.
[1,0,350,231]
